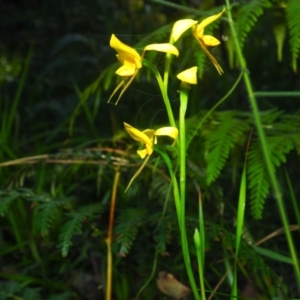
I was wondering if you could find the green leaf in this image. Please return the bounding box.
[57,212,85,257]
[204,112,249,185]
[286,0,300,71]
[115,208,145,255]
[252,246,294,264]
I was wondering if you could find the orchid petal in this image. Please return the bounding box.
[196,8,225,33]
[177,67,198,84]
[123,123,178,191]
[202,35,221,46]
[109,34,144,104]
[124,123,152,146]
[124,123,154,157]
[134,57,142,68]
[110,34,141,62]
[116,65,137,76]
[143,129,156,140]
[137,149,148,159]
[171,19,198,43]
[155,127,179,145]
[144,43,179,57]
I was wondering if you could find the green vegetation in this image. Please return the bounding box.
[0,0,300,299]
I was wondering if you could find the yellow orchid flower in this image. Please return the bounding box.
[193,8,225,75]
[170,19,198,43]
[123,122,178,192]
[177,66,198,85]
[108,34,179,105]
[124,122,178,158]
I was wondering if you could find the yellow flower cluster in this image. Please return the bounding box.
[109,8,225,105]
[108,8,225,191]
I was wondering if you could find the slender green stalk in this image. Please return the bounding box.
[179,84,188,220]
[194,229,206,299]
[194,189,206,300]
[231,166,246,299]
[254,91,300,97]
[134,253,158,300]
[163,52,172,92]
[234,166,247,261]
[197,188,206,300]
[143,59,176,127]
[155,148,182,228]
[156,148,199,299]
[178,84,200,299]
[225,0,300,282]
[106,170,120,300]
[145,44,200,298]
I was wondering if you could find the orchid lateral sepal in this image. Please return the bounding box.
[124,155,150,193]
[193,7,225,75]
[170,19,198,43]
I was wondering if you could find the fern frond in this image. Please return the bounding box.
[286,0,300,71]
[280,111,300,152]
[247,144,270,219]
[34,196,73,236]
[78,203,105,218]
[248,133,294,219]
[204,112,250,185]
[57,211,85,257]
[148,173,172,202]
[153,217,173,254]
[273,24,286,62]
[115,208,145,256]
[57,203,104,257]
[236,0,272,47]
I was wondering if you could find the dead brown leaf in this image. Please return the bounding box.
[156,271,191,299]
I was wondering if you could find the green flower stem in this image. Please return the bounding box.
[163,52,172,92]
[254,91,300,97]
[178,84,200,300]
[142,59,176,127]
[156,148,199,299]
[225,0,300,282]
[198,192,206,300]
[194,190,206,300]
[155,148,182,228]
[179,83,188,212]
